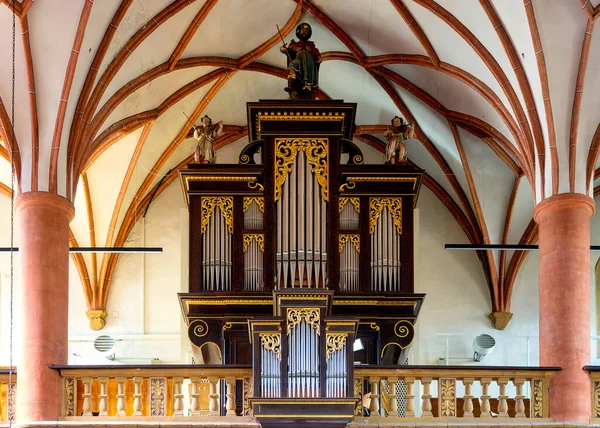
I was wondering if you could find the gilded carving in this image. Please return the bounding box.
[7,383,15,422]
[201,197,233,234]
[439,378,456,417]
[274,138,328,202]
[326,333,348,360]
[369,322,380,331]
[594,381,600,417]
[260,333,281,359]
[243,377,253,416]
[339,234,360,253]
[354,378,363,416]
[190,319,209,338]
[339,197,360,213]
[344,176,417,189]
[65,378,75,416]
[287,308,320,335]
[256,111,345,138]
[150,378,166,416]
[243,197,264,213]
[533,379,543,418]
[394,320,413,338]
[369,198,402,235]
[243,234,265,253]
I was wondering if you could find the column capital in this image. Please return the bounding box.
[15,191,74,221]
[534,193,594,223]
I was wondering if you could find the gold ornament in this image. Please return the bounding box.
[339,234,360,253]
[369,198,402,235]
[339,197,360,213]
[287,308,320,335]
[259,333,281,359]
[201,197,233,234]
[326,333,348,360]
[274,138,328,202]
[243,234,265,253]
[243,197,264,213]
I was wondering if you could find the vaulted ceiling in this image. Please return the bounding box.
[1,0,600,328]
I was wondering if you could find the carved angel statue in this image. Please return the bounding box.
[192,115,224,164]
[383,116,413,164]
[280,23,322,100]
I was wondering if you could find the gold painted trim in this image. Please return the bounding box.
[243,234,265,253]
[339,234,360,253]
[333,300,417,307]
[343,176,417,190]
[259,333,281,360]
[369,197,402,235]
[369,322,380,331]
[274,138,328,202]
[187,299,272,306]
[394,320,413,338]
[255,111,346,139]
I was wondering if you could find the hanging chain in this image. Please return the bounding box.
[9,0,16,426]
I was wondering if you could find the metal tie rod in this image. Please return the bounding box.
[445,244,600,251]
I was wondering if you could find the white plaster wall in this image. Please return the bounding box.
[414,186,539,367]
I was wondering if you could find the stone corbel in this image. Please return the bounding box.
[86,310,107,330]
[489,311,513,330]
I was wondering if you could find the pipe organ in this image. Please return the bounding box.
[178,100,426,427]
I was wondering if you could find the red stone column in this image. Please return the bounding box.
[15,192,74,422]
[534,193,595,422]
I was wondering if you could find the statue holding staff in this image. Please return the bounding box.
[383,116,413,164]
[279,23,321,100]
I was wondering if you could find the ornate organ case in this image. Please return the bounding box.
[178,99,425,386]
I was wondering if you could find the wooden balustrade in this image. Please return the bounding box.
[51,365,253,421]
[0,370,16,423]
[353,366,559,422]
[585,366,600,424]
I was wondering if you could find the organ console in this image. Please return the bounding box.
[178,99,425,426]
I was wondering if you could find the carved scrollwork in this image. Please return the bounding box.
[533,379,543,417]
[259,333,281,359]
[201,197,233,234]
[275,138,328,202]
[243,197,264,213]
[439,378,456,417]
[369,197,402,235]
[326,333,348,360]
[150,378,166,416]
[394,320,412,338]
[339,197,360,213]
[354,377,363,416]
[287,308,320,335]
[243,377,253,416]
[339,234,360,253]
[190,319,209,338]
[243,234,265,253]
[65,378,75,416]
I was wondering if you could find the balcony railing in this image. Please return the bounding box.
[2,365,566,425]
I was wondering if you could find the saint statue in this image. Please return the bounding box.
[192,115,223,164]
[280,23,321,100]
[383,116,413,164]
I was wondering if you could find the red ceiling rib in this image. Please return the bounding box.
[569,19,594,192]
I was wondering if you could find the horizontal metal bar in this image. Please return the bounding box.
[445,244,600,251]
[0,247,163,253]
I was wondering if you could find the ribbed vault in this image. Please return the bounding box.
[1,0,600,329]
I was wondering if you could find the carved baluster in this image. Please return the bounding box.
[116,377,126,416]
[387,377,398,417]
[208,377,220,417]
[462,378,474,418]
[98,377,108,416]
[82,377,93,416]
[513,378,526,418]
[225,377,236,416]
[190,378,201,416]
[405,377,415,417]
[133,377,143,416]
[173,377,184,416]
[480,378,492,418]
[497,378,509,417]
[368,377,380,417]
[421,378,433,417]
